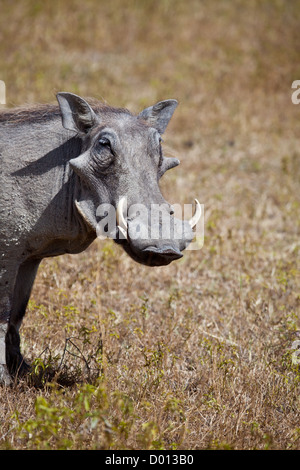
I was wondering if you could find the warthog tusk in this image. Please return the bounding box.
[74,200,96,230]
[116,197,128,240]
[188,199,201,229]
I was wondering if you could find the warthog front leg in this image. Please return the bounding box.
[5,259,41,378]
[0,257,38,385]
[0,263,17,385]
[0,322,12,385]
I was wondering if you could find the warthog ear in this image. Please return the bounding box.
[56,92,97,135]
[138,99,178,134]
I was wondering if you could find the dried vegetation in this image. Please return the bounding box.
[0,0,300,450]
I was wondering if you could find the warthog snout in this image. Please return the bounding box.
[114,197,200,266]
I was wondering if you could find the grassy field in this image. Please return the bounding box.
[0,0,300,450]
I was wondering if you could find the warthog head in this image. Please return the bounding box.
[57,93,200,266]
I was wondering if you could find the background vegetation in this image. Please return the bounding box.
[0,0,300,450]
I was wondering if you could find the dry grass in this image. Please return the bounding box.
[0,0,300,450]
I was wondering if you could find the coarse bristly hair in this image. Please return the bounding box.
[0,98,132,126]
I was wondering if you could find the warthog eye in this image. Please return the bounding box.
[93,135,115,170]
[98,137,111,148]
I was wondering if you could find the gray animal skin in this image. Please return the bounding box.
[0,93,197,385]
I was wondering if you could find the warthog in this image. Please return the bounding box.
[0,92,200,384]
